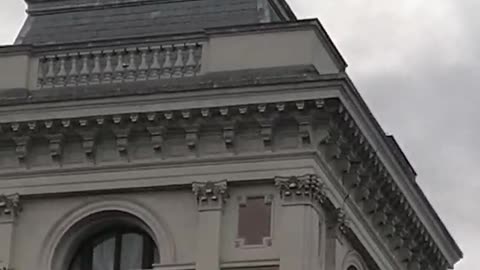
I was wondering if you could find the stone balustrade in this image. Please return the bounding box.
[37,43,203,88]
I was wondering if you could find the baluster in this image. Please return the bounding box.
[45,56,56,87]
[172,45,184,78]
[79,53,90,85]
[67,54,79,86]
[103,51,113,83]
[125,49,137,81]
[114,51,124,82]
[137,47,148,80]
[184,43,197,77]
[149,47,160,80]
[55,55,67,87]
[90,51,101,84]
[160,45,173,79]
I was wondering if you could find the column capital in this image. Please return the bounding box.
[0,194,21,221]
[275,174,327,205]
[192,180,228,211]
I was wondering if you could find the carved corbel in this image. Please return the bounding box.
[372,203,390,226]
[343,162,363,189]
[390,231,405,250]
[223,126,235,151]
[77,123,98,163]
[112,126,131,159]
[383,215,400,239]
[363,189,381,214]
[298,122,312,146]
[45,133,65,163]
[293,111,313,147]
[185,127,198,152]
[260,124,272,150]
[192,180,228,210]
[12,136,31,168]
[146,125,165,153]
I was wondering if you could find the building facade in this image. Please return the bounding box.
[0,0,462,270]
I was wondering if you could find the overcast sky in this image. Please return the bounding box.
[0,0,477,269]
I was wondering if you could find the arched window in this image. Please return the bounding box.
[347,266,358,270]
[69,226,159,270]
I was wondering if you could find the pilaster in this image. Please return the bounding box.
[192,180,229,270]
[275,175,325,270]
[0,194,21,270]
[325,209,350,270]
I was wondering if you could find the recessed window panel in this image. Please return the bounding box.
[238,196,272,245]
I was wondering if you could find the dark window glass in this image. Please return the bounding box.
[69,228,158,270]
[347,266,358,270]
[238,196,272,245]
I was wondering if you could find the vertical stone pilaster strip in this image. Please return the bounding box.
[275,175,324,270]
[192,180,228,270]
[0,194,21,270]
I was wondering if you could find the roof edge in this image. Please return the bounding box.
[340,74,463,265]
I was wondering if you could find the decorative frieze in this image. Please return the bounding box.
[37,42,203,89]
[0,97,451,268]
[192,180,228,210]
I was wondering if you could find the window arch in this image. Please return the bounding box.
[342,250,367,270]
[69,225,159,270]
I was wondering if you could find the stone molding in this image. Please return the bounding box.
[317,99,447,269]
[192,180,229,211]
[0,97,449,269]
[0,100,322,169]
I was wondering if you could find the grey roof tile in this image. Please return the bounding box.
[17,0,294,45]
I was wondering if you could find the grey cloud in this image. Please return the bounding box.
[0,0,477,269]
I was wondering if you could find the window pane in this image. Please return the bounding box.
[238,197,272,245]
[120,233,144,270]
[92,236,116,270]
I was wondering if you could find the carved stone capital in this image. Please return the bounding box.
[0,194,21,218]
[192,180,228,211]
[275,174,327,205]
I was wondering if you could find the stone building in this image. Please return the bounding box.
[0,0,462,270]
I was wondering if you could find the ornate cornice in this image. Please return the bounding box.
[0,97,450,268]
[192,180,228,211]
[317,99,449,269]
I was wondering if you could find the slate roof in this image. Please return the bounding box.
[16,0,295,45]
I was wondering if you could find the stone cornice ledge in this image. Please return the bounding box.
[337,77,462,267]
[0,90,459,268]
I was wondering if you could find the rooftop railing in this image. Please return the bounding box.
[36,42,203,89]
